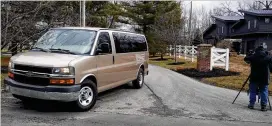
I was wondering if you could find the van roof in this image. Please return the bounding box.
[51,27,143,35]
[52,27,107,31]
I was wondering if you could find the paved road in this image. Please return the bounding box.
[145,65,272,122]
[1,65,272,126]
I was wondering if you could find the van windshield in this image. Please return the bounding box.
[32,29,97,55]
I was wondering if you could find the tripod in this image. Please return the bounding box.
[232,75,272,110]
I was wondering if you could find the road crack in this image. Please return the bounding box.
[142,83,195,117]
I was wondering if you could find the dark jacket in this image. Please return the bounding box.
[244,48,272,85]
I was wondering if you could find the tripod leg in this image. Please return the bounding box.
[268,96,272,110]
[258,90,260,103]
[232,76,250,104]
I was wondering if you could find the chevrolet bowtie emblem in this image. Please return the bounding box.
[25,71,34,77]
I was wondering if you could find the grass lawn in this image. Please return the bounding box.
[1,73,7,89]
[149,56,197,70]
[149,54,272,95]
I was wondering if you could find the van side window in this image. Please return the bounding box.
[113,32,147,53]
[136,35,147,51]
[97,32,112,54]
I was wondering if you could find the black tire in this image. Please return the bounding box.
[132,68,144,89]
[75,79,97,111]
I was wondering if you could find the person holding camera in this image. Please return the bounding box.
[244,45,271,111]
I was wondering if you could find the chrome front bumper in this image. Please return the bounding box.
[5,78,80,102]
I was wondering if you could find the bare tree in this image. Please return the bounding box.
[256,0,272,9]
[1,1,122,55]
[212,0,271,17]
[152,9,184,63]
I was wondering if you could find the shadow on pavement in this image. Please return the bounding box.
[16,83,134,112]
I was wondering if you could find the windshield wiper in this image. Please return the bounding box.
[31,47,49,52]
[49,48,77,54]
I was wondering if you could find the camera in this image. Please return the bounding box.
[247,50,254,56]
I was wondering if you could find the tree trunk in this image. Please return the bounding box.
[174,42,177,63]
[160,53,164,60]
[19,43,22,52]
[108,16,115,28]
[143,25,147,34]
[11,41,17,56]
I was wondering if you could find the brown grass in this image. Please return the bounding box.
[149,54,272,95]
[1,56,10,87]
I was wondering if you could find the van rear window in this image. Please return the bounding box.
[113,32,147,53]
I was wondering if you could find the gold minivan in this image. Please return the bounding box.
[5,27,149,111]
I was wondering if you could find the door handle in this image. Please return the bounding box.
[113,56,115,64]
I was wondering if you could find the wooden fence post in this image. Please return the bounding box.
[226,48,229,71]
[210,47,214,71]
[184,46,187,60]
[191,45,194,62]
[169,45,172,57]
[178,45,181,58]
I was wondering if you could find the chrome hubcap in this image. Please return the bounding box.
[79,86,93,106]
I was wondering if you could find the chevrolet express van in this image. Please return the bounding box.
[5,27,149,111]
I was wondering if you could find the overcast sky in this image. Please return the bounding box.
[183,0,258,13]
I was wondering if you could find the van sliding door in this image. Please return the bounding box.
[96,32,117,87]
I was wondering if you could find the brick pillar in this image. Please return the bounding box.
[197,44,212,72]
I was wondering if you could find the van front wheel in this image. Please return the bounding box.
[75,80,97,111]
[132,68,144,89]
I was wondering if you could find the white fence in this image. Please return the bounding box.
[210,47,230,71]
[168,45,197,62]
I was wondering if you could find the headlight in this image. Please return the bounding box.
[8,62,14,70]
[52,67,75,75]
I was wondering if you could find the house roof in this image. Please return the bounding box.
[231,19,245,29]
[239,10,272,16]
[212,16,244,22]
[203,24,217,37]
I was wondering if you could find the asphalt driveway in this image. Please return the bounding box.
[1,65,271,126]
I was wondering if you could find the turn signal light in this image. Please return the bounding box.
[50,79,74,85]
[8,72,14,78]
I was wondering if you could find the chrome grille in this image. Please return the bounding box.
[14,74,49,86]
[14,64,52,74]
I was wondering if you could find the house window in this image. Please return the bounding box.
[248,21,251,29]
[254,19,257,28]
[222,26,224,33]
[265,18,270,23]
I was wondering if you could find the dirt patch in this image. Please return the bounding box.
[175,68,240,78]
[167,62,185,65]
[152,58,173,61]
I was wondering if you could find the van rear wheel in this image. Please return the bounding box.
[132,68,144,89]
[75,80,97,111]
